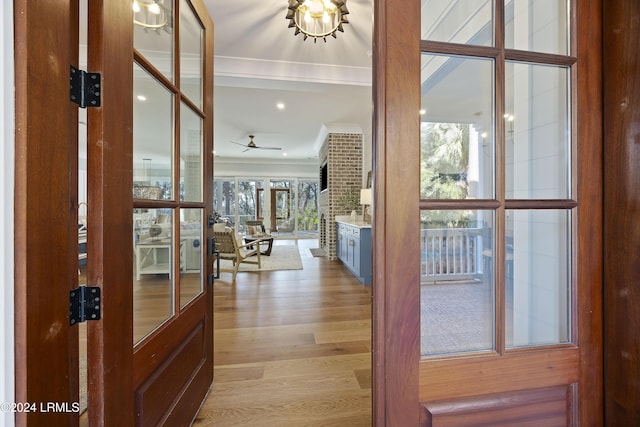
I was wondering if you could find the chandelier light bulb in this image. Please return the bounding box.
[149,2,161,15]
[309,0,324,16]
[304,10,312,23]
[132,0,169,30]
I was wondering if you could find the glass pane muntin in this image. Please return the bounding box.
[420,1,575,357]
[132,0,207,347]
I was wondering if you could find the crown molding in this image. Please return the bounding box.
[214,55,372,87]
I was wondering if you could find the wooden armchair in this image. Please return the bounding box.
[245,220,266,235]
[214,229,261,281]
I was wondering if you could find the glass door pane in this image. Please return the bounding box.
[180,102,203,202]
[133,0,174,80]
[238,179,263,232]
[133,62,174,201]
[504,0,570,55]
[179,0,203,108]
[420,54,495,200]
[270,180,294,233]
[297,180,319,234]
[133,208,175,343]
[179,208,203,308]
[421,0,494,46]
[506,209,571,348]
[213,178,236,226]
[421,210,495,356]
[505,62,570,199]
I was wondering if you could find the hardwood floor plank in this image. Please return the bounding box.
[314,327,372,344]
[196,239,372,425]
[214,305,371,329]
[260,353,371,380]
[214,319,371,337]
[212,366,265,383]
[215,339,370,366]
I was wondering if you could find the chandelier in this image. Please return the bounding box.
[286,0,349,43]
[133,0,169,30]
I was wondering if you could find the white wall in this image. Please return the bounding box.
[1,1,15,426]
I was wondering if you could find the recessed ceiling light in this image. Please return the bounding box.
[137,95,147,101]
[277,102,285,110]
[283,152,287,156]
[419,109,426,115]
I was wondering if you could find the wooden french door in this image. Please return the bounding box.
[15,1,213,424]
[373,0,603,425]
[85,0,214,425]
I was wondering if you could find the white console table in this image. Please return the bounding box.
[135,238,185,280]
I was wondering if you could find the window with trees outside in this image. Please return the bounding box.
[213,177,319,236]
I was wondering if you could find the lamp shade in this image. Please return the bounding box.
[360,188,372,205]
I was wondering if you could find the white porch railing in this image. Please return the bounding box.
[421,228,482,283]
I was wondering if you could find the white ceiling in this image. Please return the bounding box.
[202,0,374,161]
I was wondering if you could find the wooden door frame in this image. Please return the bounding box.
[85,0,135,424]
[603,0,640,423]
[575,1,604,423]
[371,0,421,424]
[14,0,81,425]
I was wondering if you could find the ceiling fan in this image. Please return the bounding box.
[230,135,282,152]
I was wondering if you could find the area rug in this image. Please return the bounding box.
[218,244,303,272]
[309,248,326,257]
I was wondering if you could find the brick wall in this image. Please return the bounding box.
[319,133,363,259]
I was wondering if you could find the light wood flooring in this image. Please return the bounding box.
[193,239,373,426]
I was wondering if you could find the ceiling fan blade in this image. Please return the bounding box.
[229,136,282,152]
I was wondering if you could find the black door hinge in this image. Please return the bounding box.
[70,66,101,108]
[69,286,101,325]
